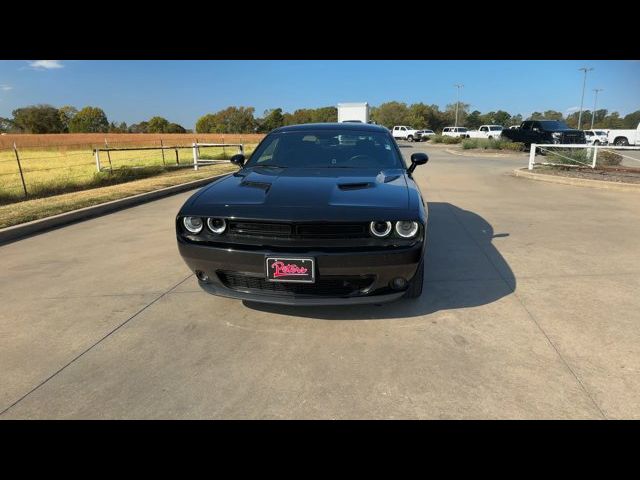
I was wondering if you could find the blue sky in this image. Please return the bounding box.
[0,60,638,129]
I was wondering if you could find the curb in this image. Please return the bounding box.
[445,148,524,158]
[512,168,640,192]
[0,174,228,245]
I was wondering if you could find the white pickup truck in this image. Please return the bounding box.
[467,125,504,139]
[391,126,422,142]
[607,123,640,146]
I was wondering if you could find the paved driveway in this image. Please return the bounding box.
[1,144,639,419]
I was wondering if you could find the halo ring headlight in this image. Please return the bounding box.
[395,221,419,238]
[183,216,203,234]
[370,221,392,238]
[206,217,227,234]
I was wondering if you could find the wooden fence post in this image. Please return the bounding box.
[175,148,179,165]
[13,142,28,198]
[104,138,113,172]
[160,138,166,165]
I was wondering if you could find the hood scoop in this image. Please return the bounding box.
[383,174,401,183]
[338,182,374,191]
[240,180,272,192]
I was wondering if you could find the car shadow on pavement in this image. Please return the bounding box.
[243,202,515,319]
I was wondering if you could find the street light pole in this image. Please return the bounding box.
[577,67,593,130]
[454,84,464,127]
[591,88,603,129]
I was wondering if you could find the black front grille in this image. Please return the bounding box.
[217,271,374,297]
[227,221,368,239]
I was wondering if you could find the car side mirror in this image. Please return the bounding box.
[408,152,428,173]
[230,154,245,168]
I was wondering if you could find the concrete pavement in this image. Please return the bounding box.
[1,145,639,419]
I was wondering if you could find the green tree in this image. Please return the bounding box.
[0,116,17,133]
[259,108,284,132]
[623,110,640,128]
[147,116,170,133]
[465,110,483,129]
[128,121,149,133]
[370,102,411,128]
[12,104,64,133]
[444,102,470,127]
[195,107,256,133]
[58,105,78,133]
[69,106,109,133]
[543,110,564,121]
[166,122,186,133]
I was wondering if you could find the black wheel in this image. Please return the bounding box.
[488,136,493,140]
[614,137,629,146]
[407,135,414,142]
[593,140,600,146]
[404,259,424,299]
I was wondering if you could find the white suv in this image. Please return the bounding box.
[442,127,469,138]
[583,129,609,145]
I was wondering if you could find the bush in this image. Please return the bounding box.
[596,150,623,166]
[461,138,524,151]
[430,135,461,144]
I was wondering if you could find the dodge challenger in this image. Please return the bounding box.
[176,122,428,306]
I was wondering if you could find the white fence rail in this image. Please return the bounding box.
[528,144,640,170]
[192,143,244,171]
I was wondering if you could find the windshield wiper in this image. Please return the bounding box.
[249,164,287,169]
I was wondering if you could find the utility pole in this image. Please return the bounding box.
[577,67,593,130]
[591,88,603,129]
[454,84,464,127]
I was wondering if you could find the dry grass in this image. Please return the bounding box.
[0,163,236,229]
[0,133,265,150]
[0,142,256,204]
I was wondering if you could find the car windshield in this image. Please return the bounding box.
[245,130,404,169]
[458,128,468,132]
[489,126,503,131]
[539,121,570,130]
[595,131,607,135]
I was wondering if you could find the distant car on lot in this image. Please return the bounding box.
[442,127,469,138]
[583,129,609,145]
[467,125,504,140]
[391,125,423,142]
[606,123,640,146]
[416,129,435,141]
[176,122,429,306]
[500,120,586,148]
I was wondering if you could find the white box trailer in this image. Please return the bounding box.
[337,102,370,123]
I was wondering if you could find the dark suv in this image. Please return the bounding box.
[501,120,586,148]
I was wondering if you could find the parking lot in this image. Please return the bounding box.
[1,144,639,419]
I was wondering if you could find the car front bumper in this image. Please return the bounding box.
[177,237,424,306]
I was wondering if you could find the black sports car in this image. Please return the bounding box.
[176,123,429,306]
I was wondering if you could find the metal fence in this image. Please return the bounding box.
[528,144,640,170]
[0,140,247,203]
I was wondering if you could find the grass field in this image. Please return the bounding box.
[0,163,236,228]
[0,136,259,205]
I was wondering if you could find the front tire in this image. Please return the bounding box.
[404,259,424,299]
[614,137,629,146]
[407,135,414,142]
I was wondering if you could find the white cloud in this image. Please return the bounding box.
[28,60,64,70]
[0,84,12,91]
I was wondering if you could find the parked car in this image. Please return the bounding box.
[606,123,640,146]
[442,127,469,138]
[467,125,504,140]
[391,125,423,142]
[416,129,435,141]
[583,129,609,145]
[176,122,429,306]
[500,120,586,148]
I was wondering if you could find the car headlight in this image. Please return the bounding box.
[370,221,392,238]
[183,216,203,234]
[395,221,419,238]
[207,217,226,234]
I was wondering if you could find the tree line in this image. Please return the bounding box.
[193,103,640,133]
[0,104,188,134]
[2,102,639,135]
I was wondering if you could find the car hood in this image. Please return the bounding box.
[186,167,411,220]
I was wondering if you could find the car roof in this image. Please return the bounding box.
[272,122,388,134]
